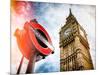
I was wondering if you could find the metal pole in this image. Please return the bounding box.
[26,51,37,73]
[16,55,24,74]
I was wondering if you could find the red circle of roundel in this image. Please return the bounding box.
[28,21,52,56]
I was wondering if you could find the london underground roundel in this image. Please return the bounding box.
[15,19,54,60]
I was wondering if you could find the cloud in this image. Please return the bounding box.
[35,62,59,73]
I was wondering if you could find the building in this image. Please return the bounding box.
[59,9,94,71]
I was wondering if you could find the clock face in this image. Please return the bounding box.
[64,28,71,36]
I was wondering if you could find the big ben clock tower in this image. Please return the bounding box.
[60,9,94,71]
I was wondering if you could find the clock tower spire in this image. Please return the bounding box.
[69,8,72,15]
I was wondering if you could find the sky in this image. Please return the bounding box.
[11,1,96,74]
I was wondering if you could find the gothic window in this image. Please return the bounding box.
[68,45,71,56]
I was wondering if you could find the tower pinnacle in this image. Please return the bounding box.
[69,8,72,16]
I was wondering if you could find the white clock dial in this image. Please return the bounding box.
[64,28,71,36]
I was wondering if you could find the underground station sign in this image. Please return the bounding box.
[14,19,54,74]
